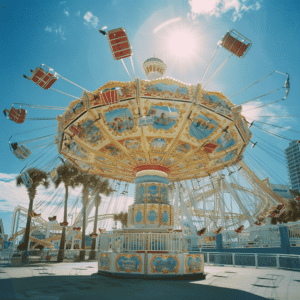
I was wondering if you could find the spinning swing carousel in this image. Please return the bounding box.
[5,26,292,278]
[56,28,253,278]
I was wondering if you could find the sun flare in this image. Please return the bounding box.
[166,28,197,59]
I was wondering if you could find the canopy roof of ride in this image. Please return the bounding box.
[56,71,252,182]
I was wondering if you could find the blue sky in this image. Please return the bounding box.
[0,0,299,236]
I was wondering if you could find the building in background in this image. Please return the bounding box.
[270,183,294,200]
[285,140,300,193]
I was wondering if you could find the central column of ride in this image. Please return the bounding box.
[127,169,174,229]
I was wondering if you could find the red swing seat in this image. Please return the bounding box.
[107,28,132,60]
[8,107,27,124]
[221,30,252,58]
[89,233,98,238]
[234,225,244,233]
[100,89,119,105]
[69,124,85,137]
[28,66,58,89]
[203,142,218,153]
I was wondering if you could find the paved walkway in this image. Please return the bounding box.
[0,262,299,299]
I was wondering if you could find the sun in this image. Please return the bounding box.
[166,28,197,59]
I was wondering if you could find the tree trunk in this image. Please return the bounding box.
[18,196,34,262]
[58,185,68,262]
[89,195,101,260]
[79,185,88,261]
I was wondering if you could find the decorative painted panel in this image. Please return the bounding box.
[148,105,179,131]
[115,254,143,273]
[189,114,218,141]
[105,108,134,133]
[184,254,203,274]
[150,255,179,274]
[99,253,110,271]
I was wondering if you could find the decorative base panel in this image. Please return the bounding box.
[98,252,205,279]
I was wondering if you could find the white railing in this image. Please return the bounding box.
[202,252,300,271]
[222,227,281,248]
[99,232,184,252]
[198,236,217,249]
[288,225,300,246]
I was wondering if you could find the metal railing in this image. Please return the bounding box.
[99,232,184,252]
[288,225,300,246]
[201,252,300,271]
[198,236,217,249]
[0,249,97,266]
[222,227,281,248]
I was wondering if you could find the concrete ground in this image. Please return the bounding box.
[0,262,300,300]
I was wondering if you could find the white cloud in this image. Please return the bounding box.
[59,1,67,4]
[64,9,70,17]
[188,0,262,22]
[242,100,292,134]
[45,26,52,32]
[45,24,66,40]
[0,173,18,181]
[83,11,99,28]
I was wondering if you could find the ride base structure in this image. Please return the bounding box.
[97,170,205,278]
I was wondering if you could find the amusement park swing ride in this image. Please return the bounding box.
[4,25,293,277]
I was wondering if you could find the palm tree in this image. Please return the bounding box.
[89,178,112,260]
[53,162,79,262]
[73,172,99,261]
[16,168,49,261]
[113,212,129,228]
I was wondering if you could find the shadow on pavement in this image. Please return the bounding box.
[0,273,268,300]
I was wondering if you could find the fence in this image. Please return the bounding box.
[200,252,300,271]
[222,227,281,249]
[288,225,300,247]
[99,232,184,252]
[198,236,217,249]
[0,248,99,266]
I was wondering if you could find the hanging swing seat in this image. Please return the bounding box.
[69,124,85,138]
[73,227,81,231]
[89,233,98,238]
[203,142,218,153]
[256,216,266,225]
[50,168,58,182]
[28,211,41,218]
[234,225,245,233]
[11,144,31,161]
[138,115,154,127]
[21,171,32,188]
[48,216,57,221]
[213,227,222,235]
[5,107,27,124]
[269,203,285,217]
[197,227,206,236]
[107,27,132,60]
[221,30,252,58]
[25,66,58,89]
[100,89,119,105]
[60,222,68,227]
